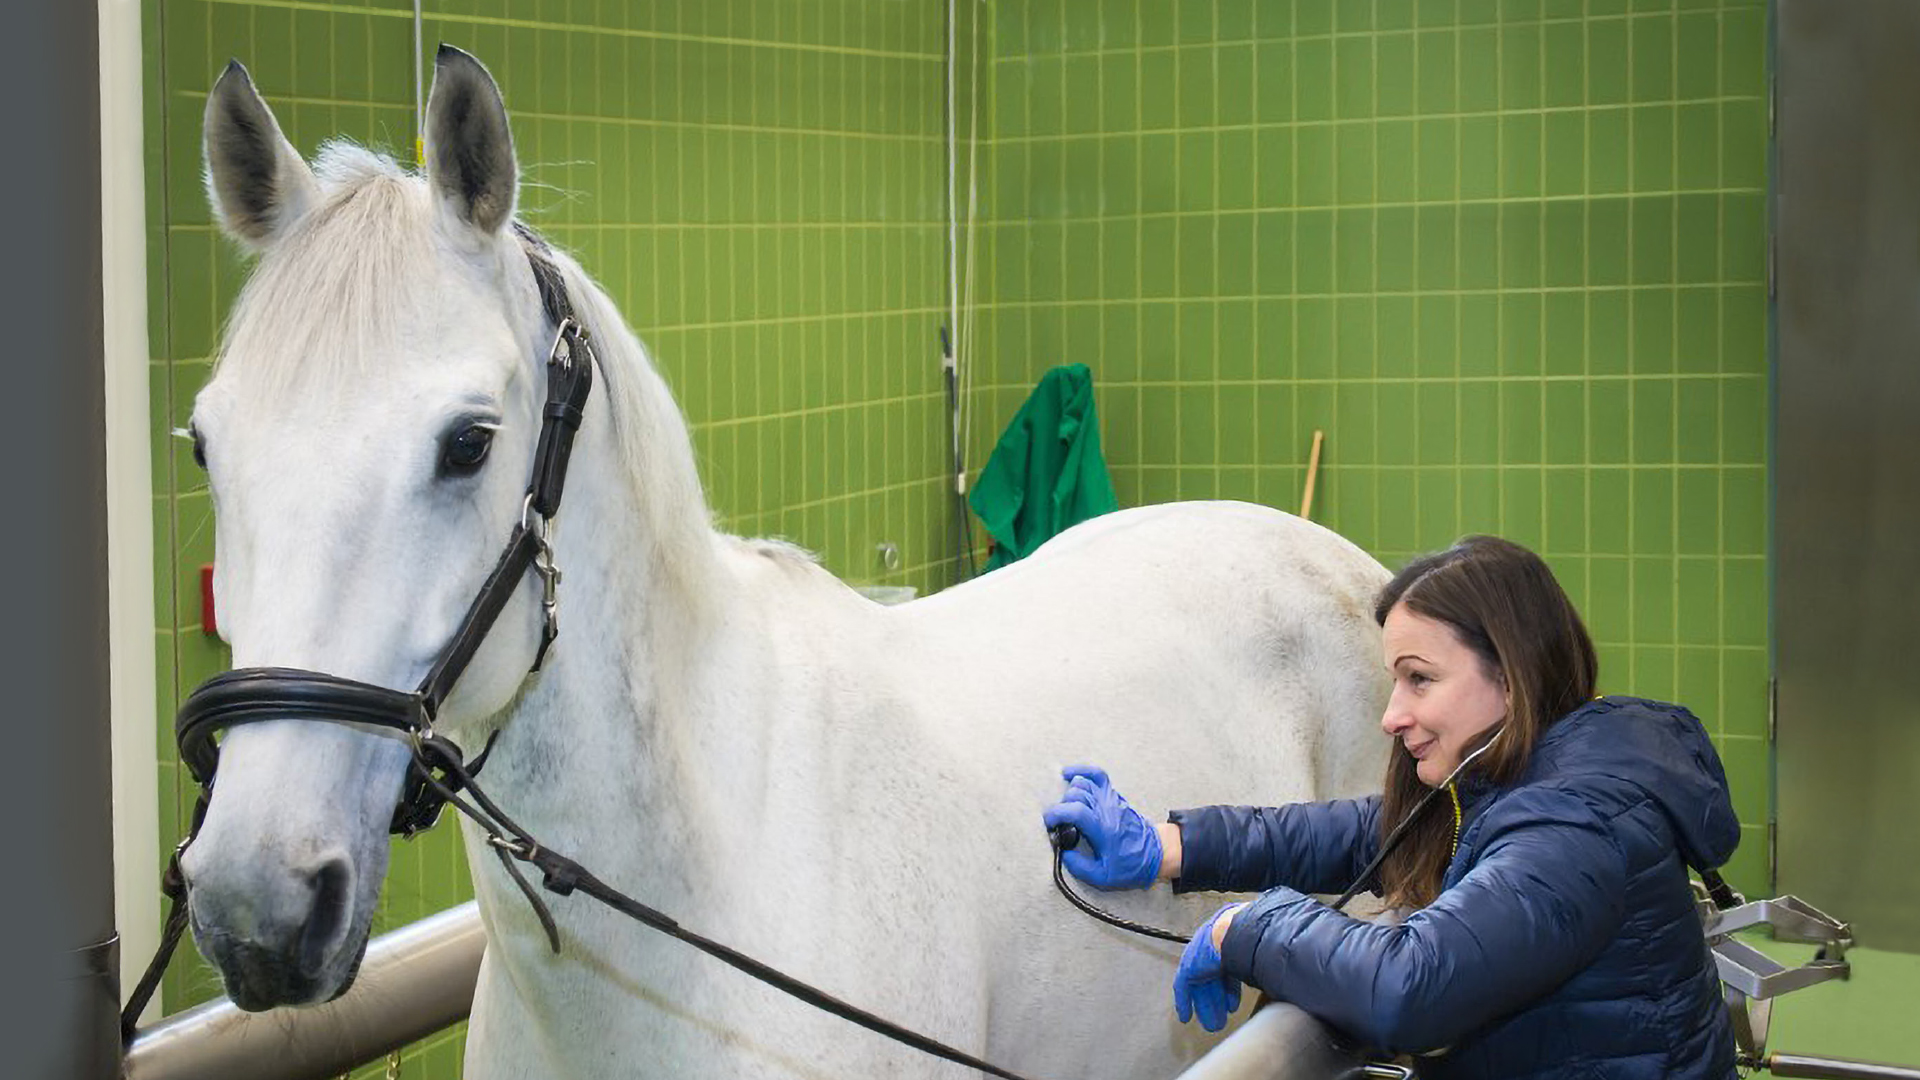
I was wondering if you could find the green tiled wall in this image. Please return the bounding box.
[145,1,953,1073]
[977,0,1771,895]
[143,1,1775,1071]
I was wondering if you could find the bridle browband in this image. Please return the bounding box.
[122,228,1055,1080]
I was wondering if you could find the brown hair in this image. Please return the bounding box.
[1372,535,1598,908]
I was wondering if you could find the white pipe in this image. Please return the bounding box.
[414,0,424,164]
[124,902,485,1080]
[946,0,959,385]
[97,0,159,1023]
[957,0,983,484]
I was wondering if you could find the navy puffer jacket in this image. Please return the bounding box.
[1170,697,1740,1080]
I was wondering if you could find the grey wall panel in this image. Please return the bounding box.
[1775,0,1920,954]
[0,0,118,1073]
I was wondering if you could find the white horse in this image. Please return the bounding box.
[178,48,1391,1079]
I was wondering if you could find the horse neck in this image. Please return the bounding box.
[468,282,746,905]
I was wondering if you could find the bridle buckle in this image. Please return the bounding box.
[547,316,584,374]
[535,543,561,642]
[521,492,563,650]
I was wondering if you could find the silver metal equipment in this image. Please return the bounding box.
[1701,889,1920,1080]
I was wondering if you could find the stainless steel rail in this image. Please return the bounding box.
[122,895,1915,1080]
[123,901,483,1080]
[1171,1003,1392,1080]
[1761,1054,1920,1080]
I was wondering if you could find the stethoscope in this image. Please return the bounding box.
[1046,728,1506,939]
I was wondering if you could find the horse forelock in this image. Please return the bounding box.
[213,141,452,399]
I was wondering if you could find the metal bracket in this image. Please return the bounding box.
[1713,935,1850,1000]
[1704,893,1852,1063]
[1705,894,1852,955]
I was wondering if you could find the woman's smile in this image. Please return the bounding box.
[1379,604,1510,786]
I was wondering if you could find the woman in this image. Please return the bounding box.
[1044,535,1739,1079]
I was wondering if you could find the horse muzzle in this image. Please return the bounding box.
[190,852,366,1010]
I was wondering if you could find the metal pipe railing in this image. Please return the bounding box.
[1760,1055,1920,1080]
[123,901,483,1080]
[1171,1003,1379,1080]
[124,901,1919,1080]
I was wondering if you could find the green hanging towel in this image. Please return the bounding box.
[968,363,1120,570]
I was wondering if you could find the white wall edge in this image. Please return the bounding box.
[100,0,161,1021]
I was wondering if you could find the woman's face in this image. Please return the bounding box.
[1379,603,1509,786]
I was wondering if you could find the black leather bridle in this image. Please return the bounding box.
[122,225,591,1041]
[122,230,1058,1080]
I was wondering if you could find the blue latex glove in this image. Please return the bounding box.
[1041,765,1162,890]
[1174,902,1247,1033]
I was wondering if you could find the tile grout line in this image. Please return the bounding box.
[1247,0,1260,507]
[1369,0,1381,545]
[1669,0,1685,712]
[1213,2,1224,500]
[1623,0,1639,689]
[1581,0,1595,630]
[1452,2,1464,544]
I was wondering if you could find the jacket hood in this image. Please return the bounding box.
[1528,696,1741,871]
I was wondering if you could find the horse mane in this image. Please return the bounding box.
[533,242,727,603]
[737,536,822,567]
[214,140,726,609]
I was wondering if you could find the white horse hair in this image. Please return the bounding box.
[179,48,1391,1079]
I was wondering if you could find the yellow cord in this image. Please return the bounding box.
[1448,782,1463,857]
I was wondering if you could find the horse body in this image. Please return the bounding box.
[455,499,1387,1079]
[180,50,1390,1080]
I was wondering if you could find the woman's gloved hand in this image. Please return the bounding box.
[1174,902,1247,1033]
[1041,765,1163,890]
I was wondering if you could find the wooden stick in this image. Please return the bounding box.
[1299,429,1325,520]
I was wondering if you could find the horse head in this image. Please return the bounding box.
[180,47,554,1010]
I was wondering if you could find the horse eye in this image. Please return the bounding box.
[441,423,495,475]
[189,426,207,470]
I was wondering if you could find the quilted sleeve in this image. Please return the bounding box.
[1216,786,1628,1053]
[1168,796,1383,896]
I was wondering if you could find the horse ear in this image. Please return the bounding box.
[424,45,518,237]
[203,60,321,250]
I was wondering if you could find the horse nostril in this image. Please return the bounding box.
[297,857,352,979]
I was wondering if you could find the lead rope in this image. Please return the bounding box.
[404,732,1045,1080]
[408,754,1416,1080]
[119,793,206,1043]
